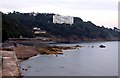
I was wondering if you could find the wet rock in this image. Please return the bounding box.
[75,45,80,47]
[56,54,58,57]
[99,45,105,48]
[22,68,24,70]
[25,69,28,71]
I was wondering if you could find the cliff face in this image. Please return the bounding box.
[2,11,119,42]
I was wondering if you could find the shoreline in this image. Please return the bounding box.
[3,40,117,62]
[2,40,117,62]
[8,37,119,44]
[13,45,82,61]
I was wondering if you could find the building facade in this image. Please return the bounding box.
[33,27,46,34]
[53,15,74,25]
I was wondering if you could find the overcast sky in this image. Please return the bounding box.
[0,0,119,28]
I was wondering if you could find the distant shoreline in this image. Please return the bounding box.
[8,37,119,44]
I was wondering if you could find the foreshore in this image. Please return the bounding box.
[2,40,109,61]
[2,41,83,61]
[14,45,82,61]
[2,39,110,62]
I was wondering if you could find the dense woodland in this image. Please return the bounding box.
[2,11,120,42]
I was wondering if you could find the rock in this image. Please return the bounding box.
[25,68,28,71]
[75,45,80,47]
[56,54,58,57]
[22,68,24,70]
[99,45,105,48]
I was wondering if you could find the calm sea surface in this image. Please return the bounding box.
[20,41,118,76]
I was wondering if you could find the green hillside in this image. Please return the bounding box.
[2,11,119,42]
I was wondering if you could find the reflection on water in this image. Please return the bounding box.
[20,41,118,76]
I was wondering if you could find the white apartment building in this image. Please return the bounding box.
[53,15,74,25]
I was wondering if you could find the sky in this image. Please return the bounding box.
[0,0,119,28]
